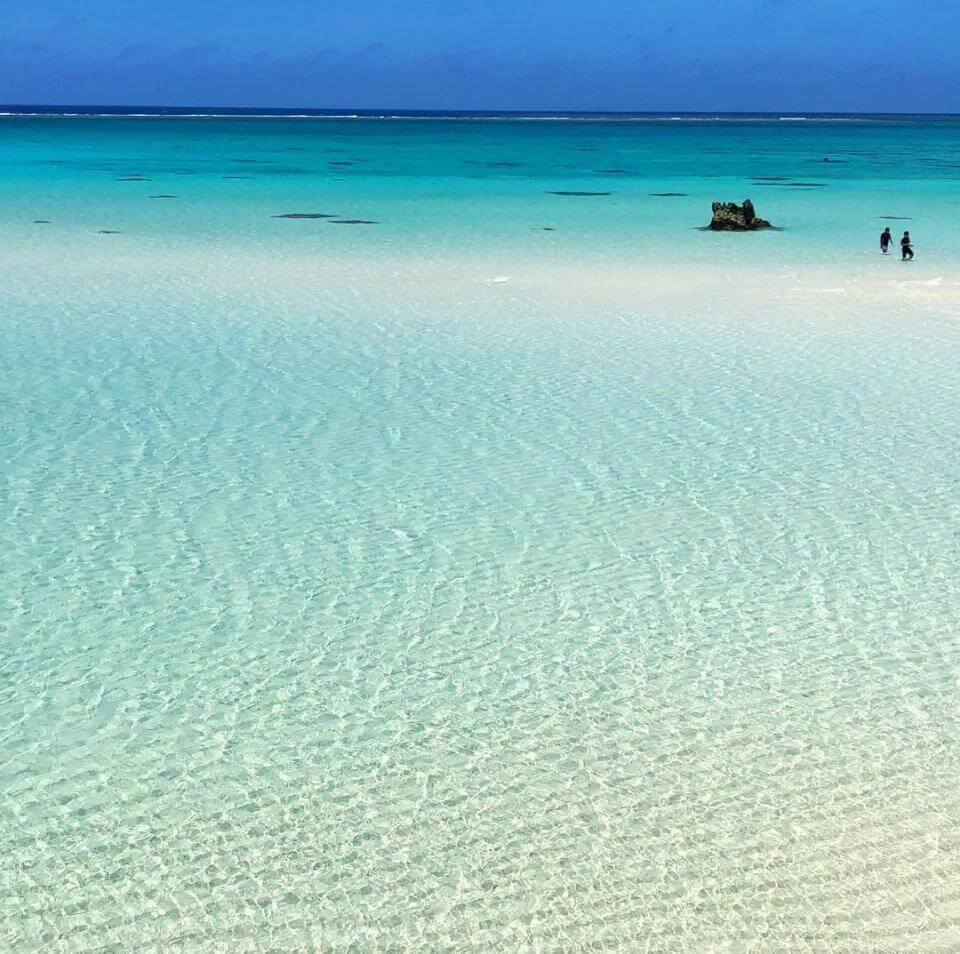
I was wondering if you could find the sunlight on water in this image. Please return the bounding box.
[2,117,960,950]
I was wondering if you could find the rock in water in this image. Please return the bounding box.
[708,199,772,231]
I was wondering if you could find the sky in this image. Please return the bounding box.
[2,1,959,112]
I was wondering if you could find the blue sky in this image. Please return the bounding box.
[2,1,959,111]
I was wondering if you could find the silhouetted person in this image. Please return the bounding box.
[880,227,892,253]
[901,231,914,260]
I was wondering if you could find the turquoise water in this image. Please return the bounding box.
[4,114,960,267]
[3,116,960,950]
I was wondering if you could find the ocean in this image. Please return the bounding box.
[2,111,960,950]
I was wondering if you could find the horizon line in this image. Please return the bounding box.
[3,104,960,118]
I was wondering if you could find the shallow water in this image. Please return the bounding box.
[4,113,960,267]
[2,116,960,950]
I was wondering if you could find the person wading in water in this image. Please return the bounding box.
[880,227,893,253]
[901,230,914,260]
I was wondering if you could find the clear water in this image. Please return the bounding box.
[3,115,960,950]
